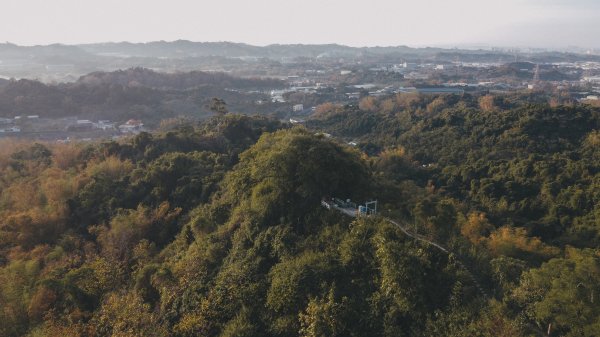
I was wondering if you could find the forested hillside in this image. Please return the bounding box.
[1,96,599,336]
[309,94,600,247]
[0,68,284,125]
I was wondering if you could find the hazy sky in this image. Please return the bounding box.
[1,0,598,48]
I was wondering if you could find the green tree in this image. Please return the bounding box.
[512,248,600,336]
[209,98,228,115]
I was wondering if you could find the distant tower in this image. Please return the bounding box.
[533,64,541,82]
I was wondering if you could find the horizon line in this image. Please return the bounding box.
[1,40,598,53]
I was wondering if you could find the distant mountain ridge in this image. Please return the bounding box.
[1,41,599,83]
[2,40,598,61]
[76,41,441,59]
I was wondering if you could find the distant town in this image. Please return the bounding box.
[1,42,600,141]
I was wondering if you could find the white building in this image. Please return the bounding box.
[293,104,304,112]
[95,120,116,130]
[0,126,20,133]
[68,120,94,131]
[583,76,600,83]
[119,119,145,134]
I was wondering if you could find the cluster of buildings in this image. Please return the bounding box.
[65,118,144,134]
[0,116,38,133]
[0,121,20,133]
[118,119,145,134]
[67,119,115,131]
[0,115,146,138]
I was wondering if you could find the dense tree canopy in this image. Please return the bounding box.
[0,93,598,337]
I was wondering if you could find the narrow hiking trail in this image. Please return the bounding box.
[329,203,490,299]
